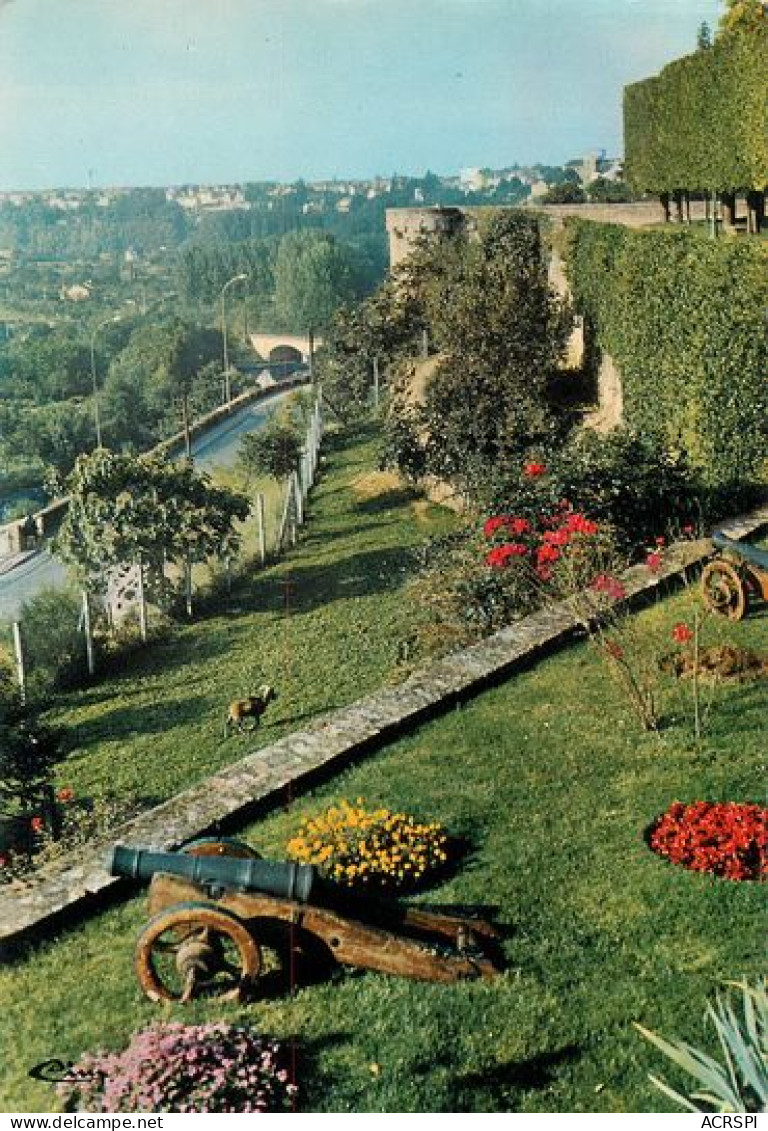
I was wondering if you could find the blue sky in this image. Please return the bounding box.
[0,0,723,191]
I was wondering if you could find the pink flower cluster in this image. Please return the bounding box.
[58,1023,298,1113]
[591,573,627,601]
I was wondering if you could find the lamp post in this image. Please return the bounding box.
[90,314,122,449]
[220,273,248,406]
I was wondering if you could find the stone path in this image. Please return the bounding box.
[1,503,766,949]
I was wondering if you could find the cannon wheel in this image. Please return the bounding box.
[701,560,748,621]
[135,901,262,1004]
[181,837,260,859]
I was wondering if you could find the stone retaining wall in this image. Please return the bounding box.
[1,503,765,951]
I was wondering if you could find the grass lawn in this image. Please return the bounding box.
[0,423,764,1113]
[38,422,453,809]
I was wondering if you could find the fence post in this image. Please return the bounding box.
[292,470,304,526]
[277,477,292,554]
[137,559,148,642]
[82,590,95,677]
[12,621,25,704]
[256,492,267,564]
[185,554,193,618]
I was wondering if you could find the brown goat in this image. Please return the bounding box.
[225,685,277,735]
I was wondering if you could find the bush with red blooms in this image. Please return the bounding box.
[482,498,602,584]
[649,801,767,881]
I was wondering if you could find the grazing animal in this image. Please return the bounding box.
[225,685,277,735]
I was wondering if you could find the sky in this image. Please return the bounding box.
[0,0,724,191]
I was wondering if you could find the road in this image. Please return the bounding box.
[0,388,293,622]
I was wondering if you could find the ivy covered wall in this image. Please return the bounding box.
[564,220,768,490]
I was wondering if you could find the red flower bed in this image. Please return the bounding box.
[649,801,767,881]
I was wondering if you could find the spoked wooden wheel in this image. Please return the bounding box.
[701,560,747,621]
[136,902,262,1003]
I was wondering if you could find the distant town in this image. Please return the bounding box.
[0,151,626,216]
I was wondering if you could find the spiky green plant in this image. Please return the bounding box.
[635,981,768,1113]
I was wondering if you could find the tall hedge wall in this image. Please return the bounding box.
[564,219,768,489]
[623,23,768,194]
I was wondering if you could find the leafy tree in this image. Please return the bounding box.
[586,177,635,204]
[238,419,302,482]
[385,211,571,499]
[273,230,358,331]
[102,319,223,451]
[541,182,587,204]
[719,0,767,33]
[697,20,712,48]
[25,401,97,476]
[54,449,249,599]
[2,329,92,405]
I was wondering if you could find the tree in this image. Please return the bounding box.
[385,211,571,498]
[103,319,223,451]
[719,0,767,33]
[54,449,249,599]
[238,420,302,482]
[25,401,97,476]
[696,20,712,48]
[541,182,587,204]
[586,177,635,203]
[273,230,358,331]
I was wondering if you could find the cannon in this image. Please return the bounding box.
[701,532,768,621]
[109,838,503,1004]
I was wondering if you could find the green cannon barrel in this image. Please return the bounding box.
[108,844,317,904]
[713,531,768,571]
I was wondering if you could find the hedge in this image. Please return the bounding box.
[623,23,768,194]
[564,219,768,489]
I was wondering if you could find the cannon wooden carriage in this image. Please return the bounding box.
[109,839,503,1004]
[701,532,768,621]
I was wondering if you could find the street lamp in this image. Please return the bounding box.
[220,273,248,406]
[90,313,122,448]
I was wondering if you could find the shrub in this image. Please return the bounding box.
[287,799,449,892]
[11,588,90,696]
[649,801,767,881]
[0,668,59,837]
[59,1023,297,1113]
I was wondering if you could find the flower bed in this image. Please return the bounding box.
[286,798,449,891]
[649,801,767,882]
[58,1023,297,1113]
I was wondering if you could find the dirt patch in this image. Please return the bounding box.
[351,470,403,500]
[662,645,768,683]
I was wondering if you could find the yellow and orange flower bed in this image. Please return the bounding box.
[286,799,449,892]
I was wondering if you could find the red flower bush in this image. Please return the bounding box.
[485,543,527,568]
[649,801,767,882]
[646,551,663,573]
[483,516,511,538]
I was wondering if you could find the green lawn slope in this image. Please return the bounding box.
[0,422,764,1113]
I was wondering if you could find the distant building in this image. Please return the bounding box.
[529,180,550,201]
[61,283,92,302]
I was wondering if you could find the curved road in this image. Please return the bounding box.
[0,388,293,621]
